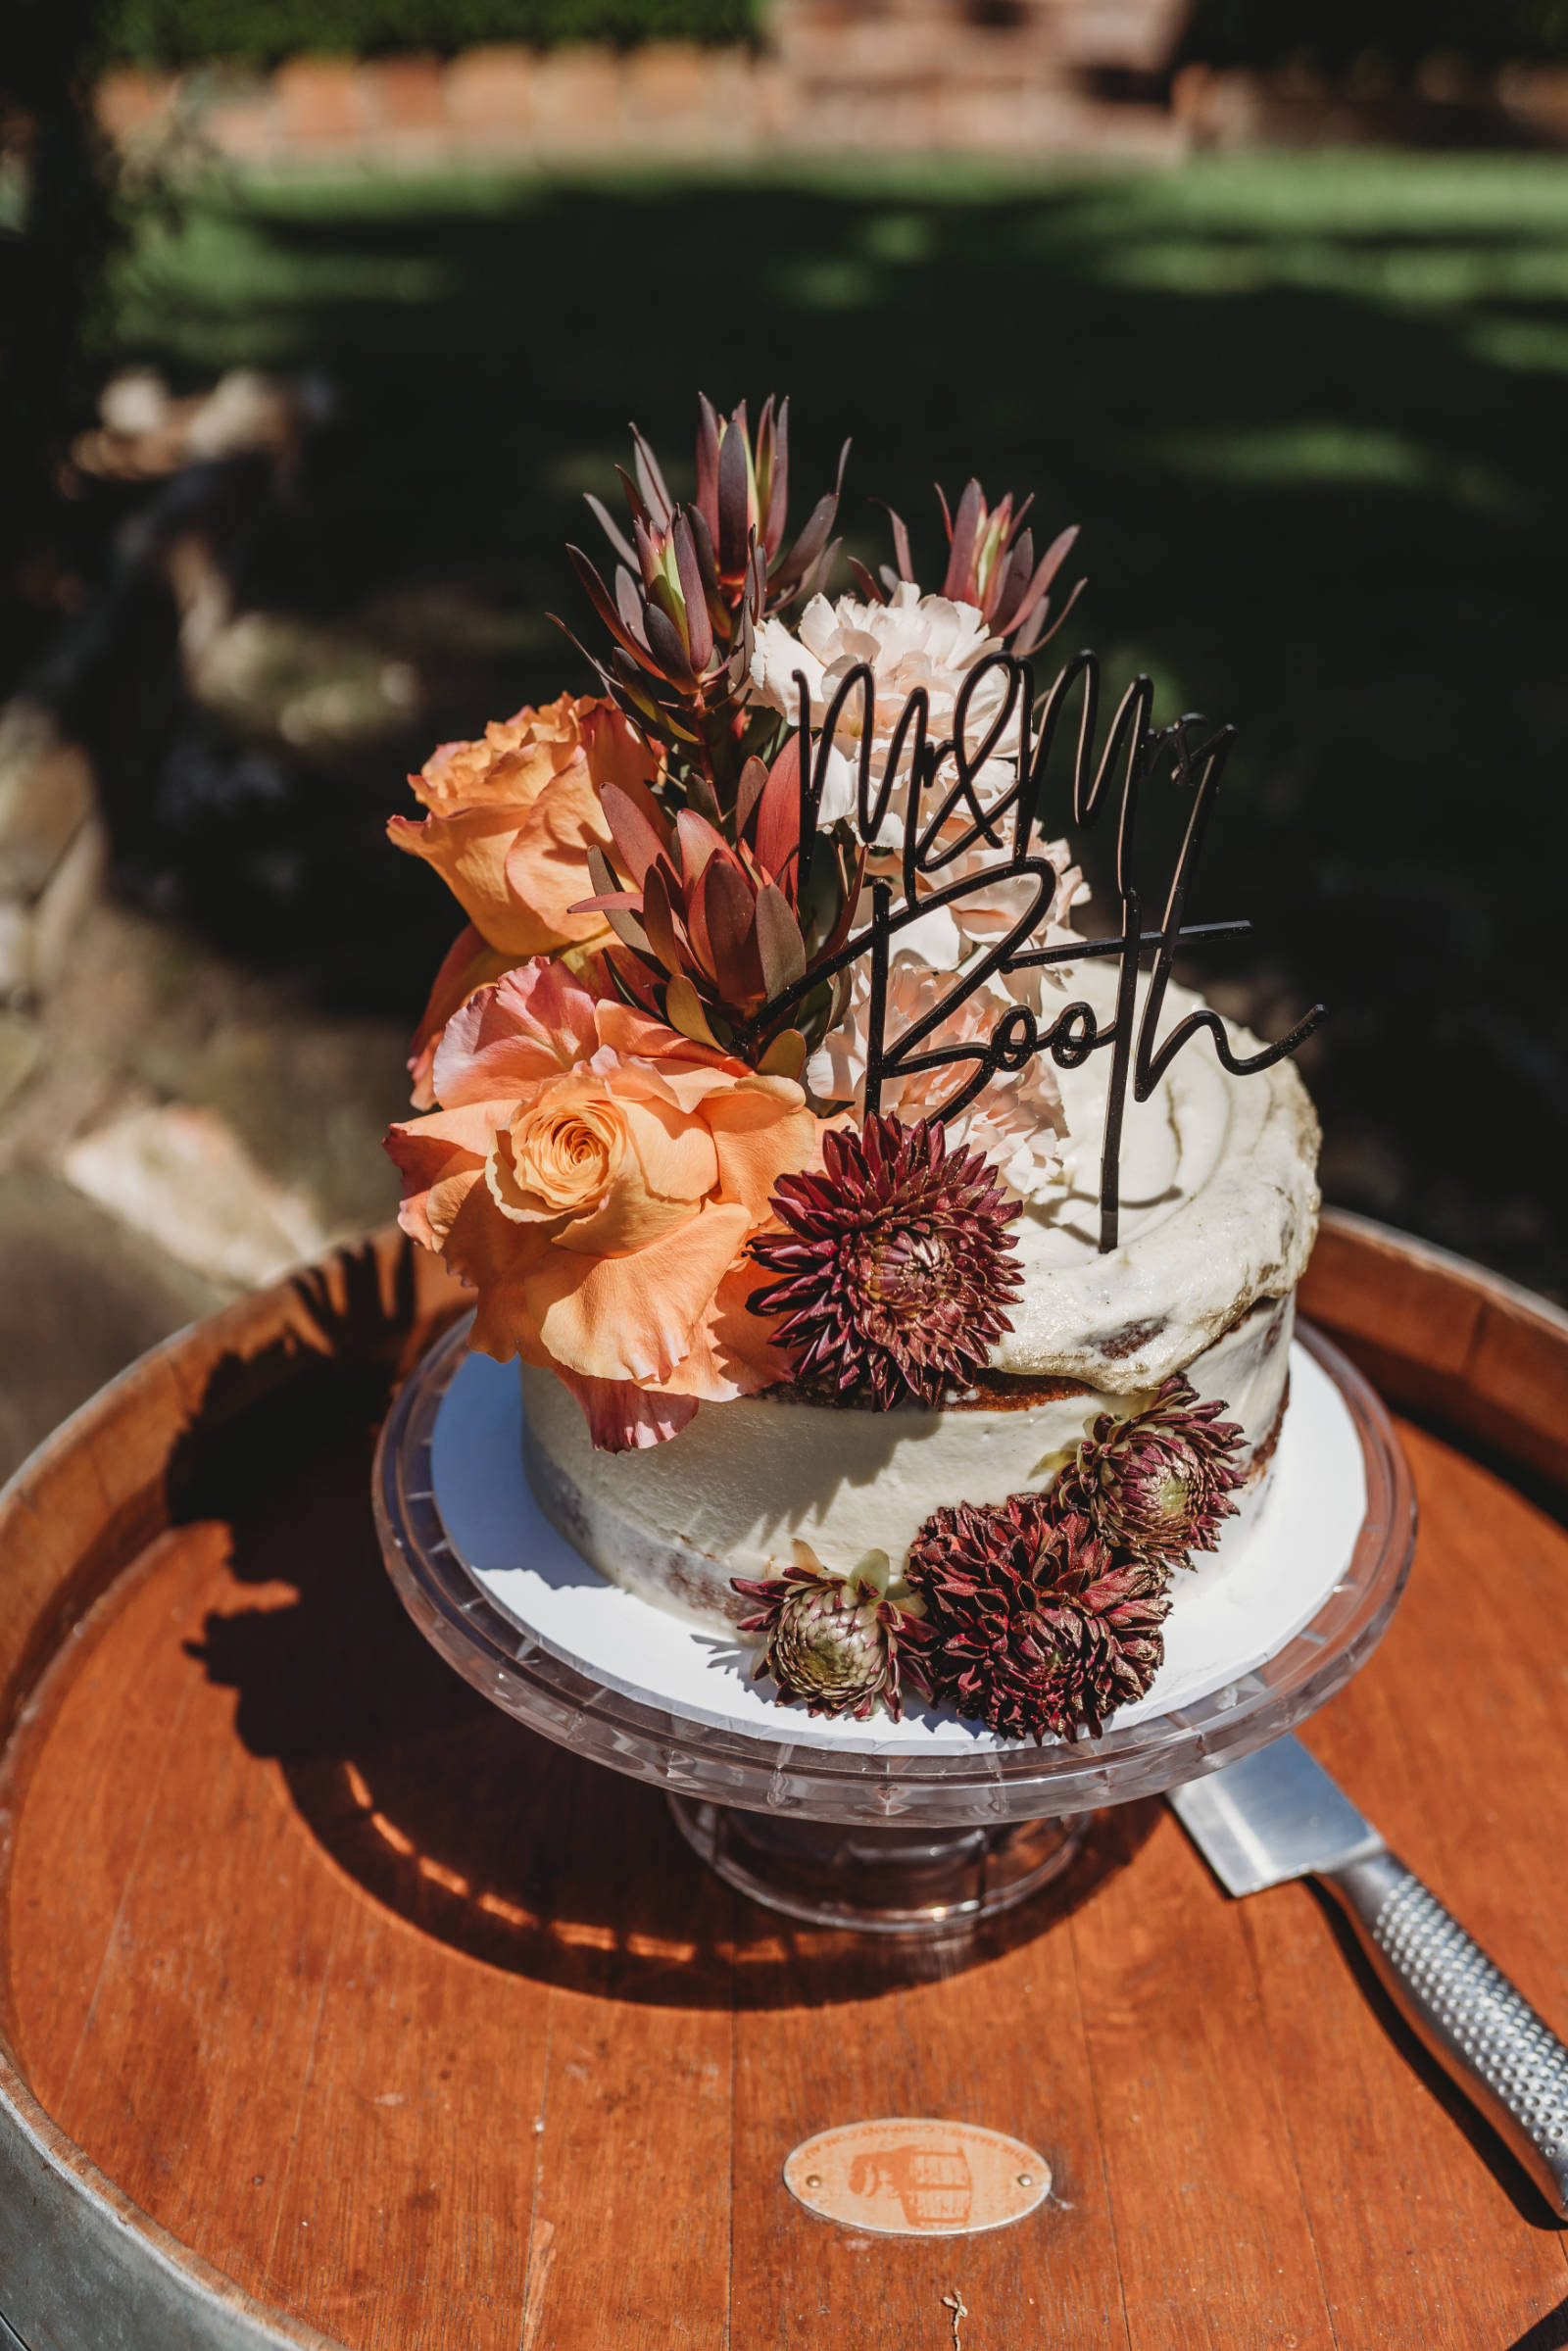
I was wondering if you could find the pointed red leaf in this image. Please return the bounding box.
[695,392,721,538]
[774,482,839,590]
[943,479,983,603]
[566,545,648,661]
[717,410,751,579]
[601,782,669,890]
[990,531,1035,633]
[735,754,769,843]
[687,500,720,596]
[795,534,841,606]
[700,852,765,1004]
[585,490,637,570]
[756,738,804,888]
[755,393,774,523]
[642,601,695,683]
[752,880,807,998]
[604,942,664,1015]
[674,807,725,887]
[886,500,914,582]
[613,563,651,651]
[765,393,790,560]
[640,861,685,977]
[1012,569,1086,656]
[614,463,650,528]
[1009,522,1080,629]
[629,423,673,528]
[672,512,713,671]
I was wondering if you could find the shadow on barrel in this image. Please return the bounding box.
[171,1240,1157,2011]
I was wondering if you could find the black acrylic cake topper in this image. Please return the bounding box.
[734,646,1323,1255]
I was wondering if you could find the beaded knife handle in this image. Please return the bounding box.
[1322,1847,1568,2218]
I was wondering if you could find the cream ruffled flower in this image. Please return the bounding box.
[879,815,1090,1008]
[750,584,1009,833]
[806,948,1069,1203]
[751,582,1088,985]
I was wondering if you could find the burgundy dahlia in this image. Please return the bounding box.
[731,1550,932,1721]
[906,1495,1171,1742]
[748,1113,1022,1409]
[1053,1373,1245,1570]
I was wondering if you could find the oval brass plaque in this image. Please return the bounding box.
[783,2118,1051,2237]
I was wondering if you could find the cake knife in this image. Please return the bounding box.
[1168,1736,1568,2217]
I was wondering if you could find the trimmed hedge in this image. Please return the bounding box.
[1183,0,1568,72]
[99,0,1568,72]
[101,0,758,66]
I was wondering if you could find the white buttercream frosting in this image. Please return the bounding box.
[522,1294,1293,1636]
[517,961,1319,1642]
[992,955,1319,1390]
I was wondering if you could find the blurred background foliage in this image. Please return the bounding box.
[1,0,122,662]
[67,150,1568,1296]
[1180,0,1568,75]
[3,0,1567,1309]
[98,0,755,64]
[90,0,1568,67]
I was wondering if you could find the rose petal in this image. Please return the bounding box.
[618,1091,719,1202]
[593,1000,743,1074]
[645,1260,796,1400]
[435,1177,556,1365]
[704,1081,818,1222]
[389,804,553,959]
[501,754,616,945]
[407,924,516,1109]
[433,957,600,1107]
[549,1368,700,1451]
[523,1201,753,1384]
[386,1104,499,1248]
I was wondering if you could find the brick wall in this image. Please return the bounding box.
[95,2,1193,166]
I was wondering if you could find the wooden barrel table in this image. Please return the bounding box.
[0,1209,1564,2350]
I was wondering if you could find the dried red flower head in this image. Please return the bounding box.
[748,1113,1023,1409]
[731,1547,932,1722]
[1053,1372,1246,1570]
[906,1496,1171,1743]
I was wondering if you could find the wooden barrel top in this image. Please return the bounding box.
[0,1208,1564,2350]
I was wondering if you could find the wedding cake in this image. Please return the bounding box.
[387,396,1321,1742]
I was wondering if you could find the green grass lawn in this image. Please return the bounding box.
[104,149,1568,1294]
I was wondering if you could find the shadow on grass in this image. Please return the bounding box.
[102,154,1568,1293]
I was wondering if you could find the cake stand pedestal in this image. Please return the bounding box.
[373,1320,1415,1936]
[665,1802,1086,1932]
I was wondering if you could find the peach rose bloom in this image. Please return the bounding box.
[388,693,660,959]
[386,956,824,1449]
[404,922,517,1110]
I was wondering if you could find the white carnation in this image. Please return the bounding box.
[751,583,1009,841]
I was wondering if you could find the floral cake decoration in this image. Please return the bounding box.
[386,395,1290,1739]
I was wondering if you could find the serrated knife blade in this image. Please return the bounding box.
[1168,1735,1568,2217]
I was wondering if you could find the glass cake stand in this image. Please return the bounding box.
[372,1321,1416,1936]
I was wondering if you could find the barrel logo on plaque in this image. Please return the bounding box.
[784,2119,1051,2235]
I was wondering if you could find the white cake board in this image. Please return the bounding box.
[427,1340,1366,1757]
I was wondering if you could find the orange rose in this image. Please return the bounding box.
[405,922,517,1110]
[386,957,825,1448]
[388,693,660,959]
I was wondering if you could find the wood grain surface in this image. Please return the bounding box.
[0,1221,1565,2350]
